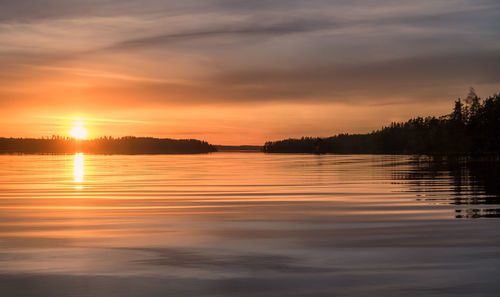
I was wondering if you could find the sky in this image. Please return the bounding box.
[0,0,499,144]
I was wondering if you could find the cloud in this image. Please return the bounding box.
[71,50,500,108]
[107,18,337,50]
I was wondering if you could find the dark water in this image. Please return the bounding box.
[0,153,499,297]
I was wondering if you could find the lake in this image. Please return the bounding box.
[0,153,499,297]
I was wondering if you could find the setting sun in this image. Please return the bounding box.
[69,125,88,139]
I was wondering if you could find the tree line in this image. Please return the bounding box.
[0,136,217,154]
[263,89,500,154]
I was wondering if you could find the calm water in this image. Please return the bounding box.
[0,153,499,297]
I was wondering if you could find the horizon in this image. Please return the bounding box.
[1,89,495,146]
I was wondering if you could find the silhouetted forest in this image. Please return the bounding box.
[264,89,500,154]
[0,136,217,154]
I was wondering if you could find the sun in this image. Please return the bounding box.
[69,124,88,139]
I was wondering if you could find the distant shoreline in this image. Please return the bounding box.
[0,137,217,155]
[215,145,262,152]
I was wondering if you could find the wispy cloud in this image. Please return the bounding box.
[107,17,338,50]
[38,116,150,124]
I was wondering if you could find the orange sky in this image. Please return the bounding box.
[1,0,499,144]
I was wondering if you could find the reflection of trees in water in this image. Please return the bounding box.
[394,155,500,219]
[455,208,500,219]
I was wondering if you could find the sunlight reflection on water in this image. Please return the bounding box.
[73,153,84,186]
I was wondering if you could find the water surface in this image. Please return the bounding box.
[0,153,499,296]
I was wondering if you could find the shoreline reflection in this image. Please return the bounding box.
[396,156,500,219]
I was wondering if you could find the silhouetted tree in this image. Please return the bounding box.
[465,87,481,121]
[451,99,464,123]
